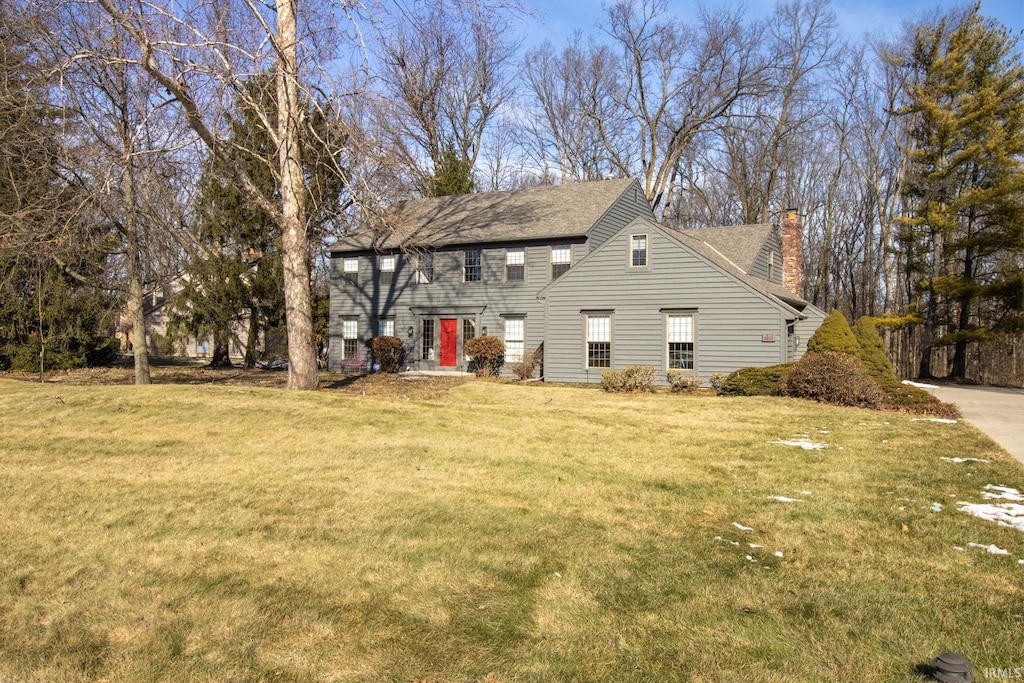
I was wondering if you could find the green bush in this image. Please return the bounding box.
[719,364,793,396]
[806,310,860,355]
[464,335,505,377]
[881,382,961,418]
[7,334,120,372]
[667,370,701,393]
[368,335,404,373]
[779,351,885,408]
[852,316,896,383]
[601,365,656,393]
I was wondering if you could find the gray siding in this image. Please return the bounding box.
[543,222,794,384]
[584,180,657,252]
[749,229,783,284]
[791,304,826,360]
[329,239,584,374]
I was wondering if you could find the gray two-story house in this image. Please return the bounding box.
[328,178,825,383]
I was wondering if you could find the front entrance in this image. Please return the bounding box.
[440,318,458,367]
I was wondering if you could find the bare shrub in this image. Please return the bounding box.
[368,336,404,373]
[667,370,701,393]
[601,365,656,393]
[779,351,885,408]
[465,335,505,377]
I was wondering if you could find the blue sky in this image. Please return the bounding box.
[515,0,1024,48]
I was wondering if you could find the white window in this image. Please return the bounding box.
[587,315,611,368]
[342,257,358,284]
[379,255,396,285]
[342,318,359,359]
[504,318,524,363]
[416,252,433,283]
[506,249,525,282]
[463,318,476,360]
[551,246,571,279]
[667,314,694,370]
[631,234,648,267]
[421,319,435,360]
[378,318,395,337]
[464,249,482,282]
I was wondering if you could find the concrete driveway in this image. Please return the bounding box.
[925,384,1024,466]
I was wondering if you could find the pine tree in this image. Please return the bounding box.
[426,143,475,197]
[895,4,1024,379]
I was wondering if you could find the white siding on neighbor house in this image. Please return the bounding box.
[543,222,794,384]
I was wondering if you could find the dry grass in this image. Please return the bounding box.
[0,378,1021,682]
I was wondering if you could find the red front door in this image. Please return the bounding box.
[440,318,458,367]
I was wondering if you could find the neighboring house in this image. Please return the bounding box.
[328,178,825,383]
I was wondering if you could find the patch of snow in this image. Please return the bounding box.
[774,550,784,558]
[732,522,753,532]
[911,417,958,424]
[768,495,803,503]
[940,457,990,463]
[966,542,1011,555]
[902,379,940,389]
[953,546,965,551]
[745,555,757,563]
[931,503,943,513]
[798,490,813,496]
[771,439,828,450]
[882,440,889,444]
[748,543,763,549]
[982,485,1024,502]
[898,506,906,511]
[715,536,740,547]
[819,429,830,434]
[957,502,1024,532]
[1019,560,1024,566]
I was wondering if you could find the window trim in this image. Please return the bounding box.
[505,248,526,283]
[664,310,697,373]
[551,245,571,280]
[629,233,649,269]
[503,315,526,364]
[583,310,613,370]
[463,248,482,283]
[416,252,434,284]
[341,316,360,360]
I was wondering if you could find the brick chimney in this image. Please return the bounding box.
[782,208,803,296]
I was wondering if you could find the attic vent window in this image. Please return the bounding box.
[631,234,648,267]
[551,247,571,279]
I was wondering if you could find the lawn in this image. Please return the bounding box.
[0,376,1021,682]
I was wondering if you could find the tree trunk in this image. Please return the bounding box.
[918,227,942,379]
[210,329,233,368]
[277,0,317,390]
[244,304,258,368]
[123,159,151,385]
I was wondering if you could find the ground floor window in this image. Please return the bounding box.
[463,318,476,360]
[667,313,694,370]
[586,314,611,368]
[378,317,395,337]
[421,319,435,360]
[504,317,524,363]
[341,318,359,359]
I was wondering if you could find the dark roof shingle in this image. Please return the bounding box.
[333,178,639,251]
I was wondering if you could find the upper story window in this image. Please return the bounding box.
[342,257,358,284]
[630,234,648,267]
[551,246,571,279]
[379,255,396,285]
[464,249,482,282]
[416,252,433,284]
[506,249,525,282]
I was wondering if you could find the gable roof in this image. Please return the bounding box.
[538,216,810,315]
[332,178,641,251]
[681,223,774,274]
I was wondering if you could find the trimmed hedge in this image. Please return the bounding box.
[806,310,860,355]
[368,335,404,373]
[464,335,505,376]
[719,364,793,396]
[780,351,886,408]
[852,316,896,383]
[601,365,656,393]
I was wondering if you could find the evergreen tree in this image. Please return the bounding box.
[895,5,1024,379]
[426,142,475,197]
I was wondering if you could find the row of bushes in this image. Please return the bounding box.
[595,312,957,417]
[364,335,540,380]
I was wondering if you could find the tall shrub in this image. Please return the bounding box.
[464,335,505,376]
[806,310,860,355]
[852,316,896,384]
